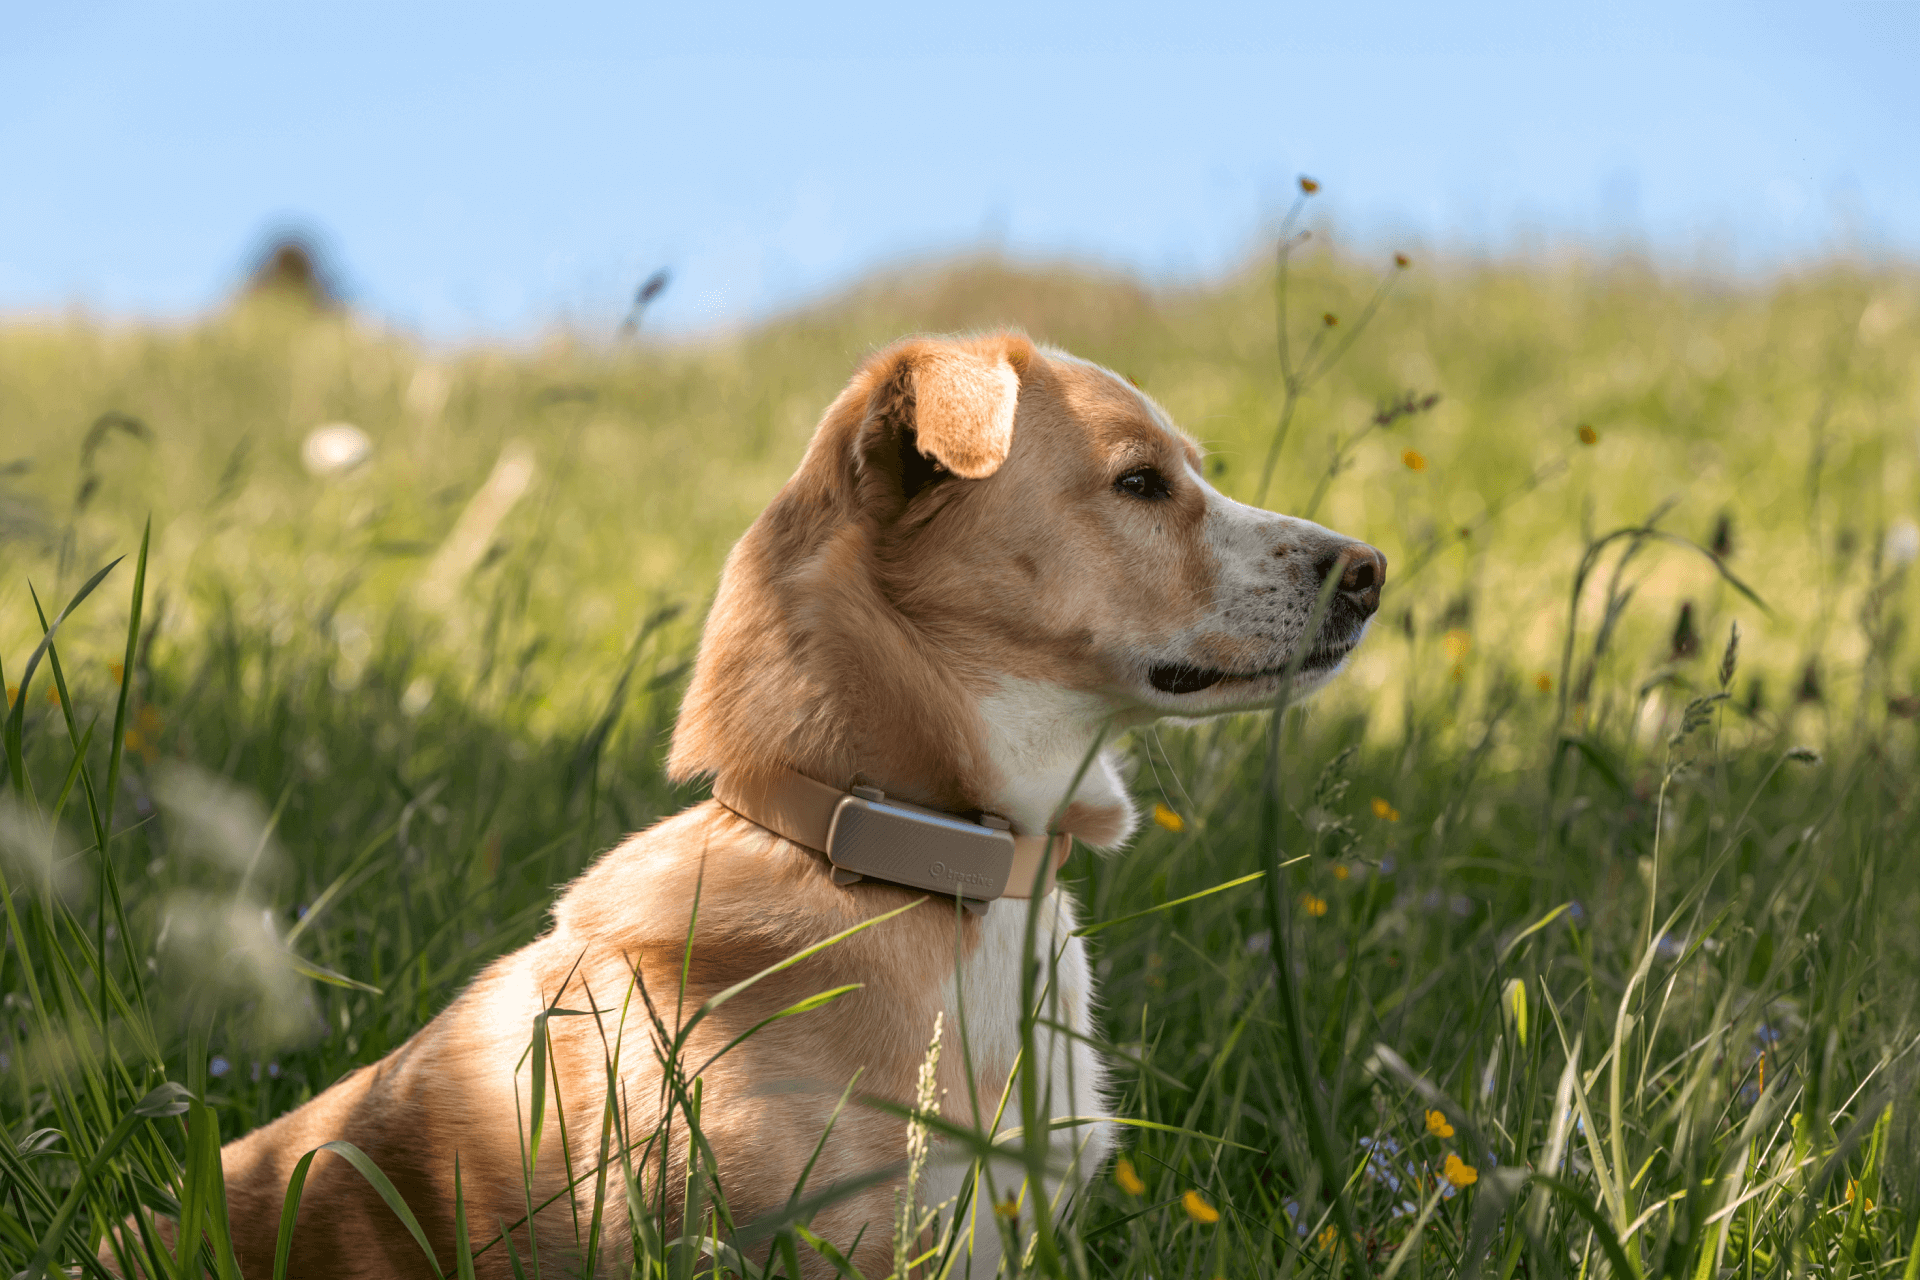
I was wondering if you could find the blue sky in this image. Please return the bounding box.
[5,1,1916,337]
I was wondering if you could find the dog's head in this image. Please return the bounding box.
[670,332,1385,836]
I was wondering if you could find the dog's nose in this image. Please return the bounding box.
[1315,543,1387,618]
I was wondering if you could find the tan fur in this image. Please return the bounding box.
[152,333,1382,1278]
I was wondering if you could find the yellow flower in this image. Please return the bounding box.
[1425,1109,1454,1138]
[994,1193,1020,1220]
[1402,449,1427,472]
[1443,629,1472,662]
[1332,864,1350,880]
[1534,671,1553,693]
[1370,796,1400,822]
[1300,893,1328,918]
[1317,1225,1340,1251]
[1443,1153,1478,1187]
[1577,424,1598,445]
[1115,1157,1146,1196]
[1183,1189,1220,1224]
[5,685,16,707]
[110,662,125,682]
[1152,803,1185,833]
[1299,176,1320,194]
[1847,1180,1873,1211]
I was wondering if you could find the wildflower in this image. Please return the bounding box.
[1847,1180,1873,1212]
[1534,672,1553,693]
[5,685,15,707]
[1115,1157,1146,1196]
[1402,449,1427,471]
[1887,519,1920,569]
[301,422,372,477]
[1332,864,1350,880]
[44,686,59,705]
[994,1193,1020,1220]
[1577,424,1598,445]
[1152,803,1184,833]
[1395,252,1411,269]
[1425,1109,1454,1139]
[1442,1153,1477,1187]
[1322,312,1339,327]
[1183,1189,1220,1224]
[1299,176,1320,194]
[1370,797,1400,822]
[110,662,125,682]
[1317,1225,1339,1251]
[1443,629,1472,663]
[1300,893,1329,918]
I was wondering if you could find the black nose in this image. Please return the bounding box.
[1314,543,1387,618]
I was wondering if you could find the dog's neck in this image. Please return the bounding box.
[671,519,1138,848]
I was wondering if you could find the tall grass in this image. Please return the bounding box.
[2,237,1919,1275]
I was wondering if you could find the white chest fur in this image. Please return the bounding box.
[919,887,1113,1265]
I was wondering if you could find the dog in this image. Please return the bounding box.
[157,332,1384,1277]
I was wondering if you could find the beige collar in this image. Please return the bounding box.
[713,768,1072,904]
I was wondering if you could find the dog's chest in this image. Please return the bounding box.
[942,889,1102,1123]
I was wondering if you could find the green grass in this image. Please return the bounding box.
[2,235,1919,1276]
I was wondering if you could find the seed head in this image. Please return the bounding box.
[1669,602,1700,662]
[1710,510,1735,560]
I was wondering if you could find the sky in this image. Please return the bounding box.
[4,1,1917,339]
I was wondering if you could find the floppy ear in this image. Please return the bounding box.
[854,336,1029,515]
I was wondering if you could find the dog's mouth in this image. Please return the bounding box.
[1147,644,1354,696]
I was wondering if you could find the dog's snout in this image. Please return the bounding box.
[1315,543,1387,617]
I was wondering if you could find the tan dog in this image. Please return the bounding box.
[181,333,1384,1277]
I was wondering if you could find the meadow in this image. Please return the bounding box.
[2,218,1919,1277]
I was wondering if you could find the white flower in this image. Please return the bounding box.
[301,423,372,476]
[1884,519,1919,569]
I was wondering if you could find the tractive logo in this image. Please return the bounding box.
[928,861,994,888]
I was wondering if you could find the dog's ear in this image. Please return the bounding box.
[853,336,1031,515]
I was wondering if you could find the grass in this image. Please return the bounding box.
[2,220,1920,1276]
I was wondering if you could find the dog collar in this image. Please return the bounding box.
[712,769,1072,908]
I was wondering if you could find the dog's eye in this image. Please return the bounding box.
[1114,467,1172,501]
